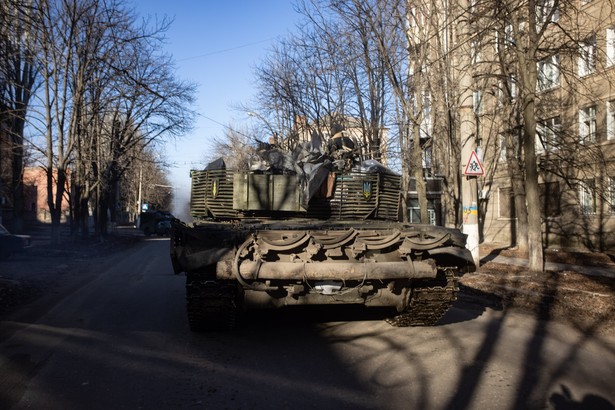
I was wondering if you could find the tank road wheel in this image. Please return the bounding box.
[386,268,459,327]
[186,274,240,332]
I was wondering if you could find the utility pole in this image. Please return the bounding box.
[458,1,480,267]
[136,164,142,228]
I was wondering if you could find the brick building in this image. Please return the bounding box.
[22,167,71,223]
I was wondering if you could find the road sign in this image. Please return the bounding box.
[464,150,484,176]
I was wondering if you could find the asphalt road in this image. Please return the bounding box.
[1,238,614,410]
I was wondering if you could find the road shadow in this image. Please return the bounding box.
[235,283,503,330]
[438,284,503,326]
[444,268,615,410]
[479,245,511,264]
[238,304,393,330]
[549,384,615,410]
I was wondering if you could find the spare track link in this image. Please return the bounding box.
[186,277,238,331]
[386,268,459,327]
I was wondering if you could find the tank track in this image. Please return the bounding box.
[386,268,459,327]
[186,276,238,331]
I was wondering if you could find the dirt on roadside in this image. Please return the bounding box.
[461,245,615,337]
[0,234,142,317]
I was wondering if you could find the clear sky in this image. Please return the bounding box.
[131,1,301,218]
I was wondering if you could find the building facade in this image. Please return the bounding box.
[22,167,71,223]
[471,0,615,251]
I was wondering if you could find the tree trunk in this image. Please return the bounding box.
[515,4,544,272]
[506,132,529,252]
[47,167,67,245]
[9,115,25,233]
[413,123,429,224]
[519,62,543,271]
[523,116,544,272]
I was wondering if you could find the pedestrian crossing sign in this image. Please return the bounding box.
[464,150,484,176]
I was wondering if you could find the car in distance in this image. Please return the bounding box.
[0,223,32,259]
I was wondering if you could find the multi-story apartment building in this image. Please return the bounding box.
[473,0,615,251]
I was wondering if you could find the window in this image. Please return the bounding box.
[578,35,597,77]
[471,39,482,64]
[579,179,597,214]
[499,75,517,103]
[537,116,561,153]
[536,0,560,24]
[407,199,437,225]
[420,92,431,138]
[537,55,560,91]
[607,28,615,67]
[407,7,424,42]
[473,90,483,114]
[509,75,518,99]
[498,134,507,162]
[608,100,615,140]
[540,182,561,217]
[609,177,615,213]
[507,24,514,48]
[422,145,432,170]
[579,105,597,144]
[505,24,514,46]
[496,24,515,51]
[498,187,515,219]
[408,198,420,223]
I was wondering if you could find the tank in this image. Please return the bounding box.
[170,135,475,331]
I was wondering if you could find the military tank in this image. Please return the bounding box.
[170,134,475,331]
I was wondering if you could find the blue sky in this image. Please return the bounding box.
[131,1,301,217]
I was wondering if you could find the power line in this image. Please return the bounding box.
[177,37,276,62]
[196,112,255,141]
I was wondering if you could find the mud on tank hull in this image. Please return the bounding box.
[171,218,475,331]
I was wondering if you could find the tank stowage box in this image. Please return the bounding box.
[171,142,475,331]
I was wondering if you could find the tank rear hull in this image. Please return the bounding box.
[171,218,475,330]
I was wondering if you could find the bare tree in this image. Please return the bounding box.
[26,0,194,242]
[253,32,347,150]
[299,0,389,161]
[0,0,38,232]
[355,0,438,223]
[475,0,615,268]
[90,13,196,236]
[246,0,614,262]
[251,0,390,164]
[252,0,466,225]
[207,124,257,171]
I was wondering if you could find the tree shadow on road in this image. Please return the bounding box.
[444,271,615,410]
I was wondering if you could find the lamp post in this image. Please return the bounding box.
[136,164,143,226]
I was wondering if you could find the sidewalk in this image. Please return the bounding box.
[480,253,615,279]
[13,223,615,279]
[16,222,144,251]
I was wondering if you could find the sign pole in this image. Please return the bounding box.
[458,2,480,267]
[462,148,484,266]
